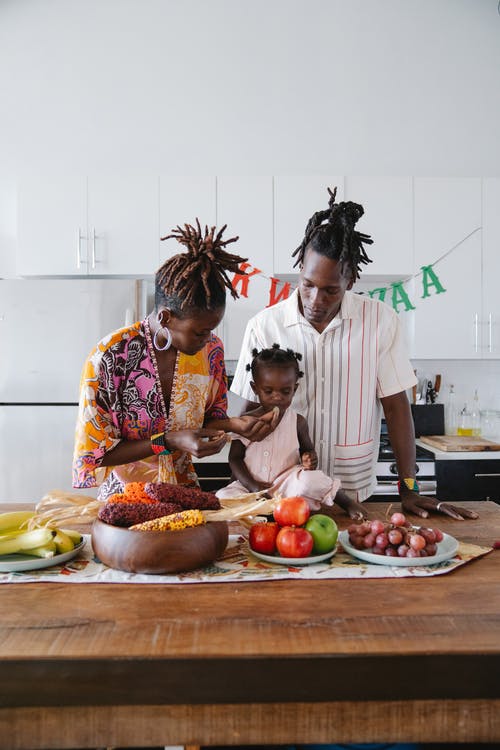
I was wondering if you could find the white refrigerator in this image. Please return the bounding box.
[0,279,141,502]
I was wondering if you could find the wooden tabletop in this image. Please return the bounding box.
[1,500,499,749]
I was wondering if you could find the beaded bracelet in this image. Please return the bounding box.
[397,477,419,494]
[150,432,171,456]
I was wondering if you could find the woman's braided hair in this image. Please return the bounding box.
[292,187,373,281]
[246,343,304,380]
[156,218,247,315]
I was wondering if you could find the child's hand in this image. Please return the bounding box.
[345,501,367,521]
[248,480,272,494]
[334,490,367,521]
[301,451,318,470]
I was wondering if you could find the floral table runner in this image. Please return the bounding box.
[0,534,492,583]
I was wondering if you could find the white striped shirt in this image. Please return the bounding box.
[231,289,417,501]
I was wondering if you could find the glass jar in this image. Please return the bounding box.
[457,403,473,436]
[480,410,500,440]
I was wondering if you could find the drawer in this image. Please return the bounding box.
[436,459,500,502]
[193,462,231,493]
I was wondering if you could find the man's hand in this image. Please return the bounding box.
[301,450,318,470]
[400,489,479,520]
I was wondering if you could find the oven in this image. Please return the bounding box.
[374,420,436,496]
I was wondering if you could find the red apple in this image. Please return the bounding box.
[276,526,314,558]
[273,496,310,527]
[249,522,280,555]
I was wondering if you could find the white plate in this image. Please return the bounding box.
[338,530,459,567]
[0,540,86,573]
[249,545,337,566]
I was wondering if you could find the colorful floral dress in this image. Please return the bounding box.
[73,320,228,499]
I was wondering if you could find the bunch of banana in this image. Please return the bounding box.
[0,511,83,558]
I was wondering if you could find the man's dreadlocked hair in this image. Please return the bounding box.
[156,218,248,315]
[246,343,304,381]
[292,187,373,281]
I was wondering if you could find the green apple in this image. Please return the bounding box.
[304,514,338,554]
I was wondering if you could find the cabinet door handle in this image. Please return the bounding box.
[488,312,492,353]
[474,312,479,353]
[474,473,500,478]
[90,227,97,269]
[76,227,87,269]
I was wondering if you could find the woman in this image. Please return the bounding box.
[73,219,276,500]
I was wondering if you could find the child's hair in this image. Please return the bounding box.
[292,186,373,282]
[246,343,304,380]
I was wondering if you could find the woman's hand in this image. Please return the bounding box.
[165,429,228,458]
[400,489,479,520]
[301,450,318,470]
[230,409,280,441]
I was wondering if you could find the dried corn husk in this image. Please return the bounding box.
[28,490,101,530]
[202,492,279,528]
[28,488,278,531]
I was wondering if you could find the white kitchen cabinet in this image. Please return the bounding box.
[482,178,500,358]
[410,178,482,359]
[216,176,273,360]
[17,177,88,276]
[87,176,159,275]
[159,176,216,264]
[17,176,160,276]
[273,176,344,274]
[344,177,413,277]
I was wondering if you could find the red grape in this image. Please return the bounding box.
[375,532,389,549]
[363,532,376,548]
[409,533,426,551]
[388,528,403,545]
[370,520,385,536]
[390,512,406,527]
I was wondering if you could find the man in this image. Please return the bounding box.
[231,188,477,520]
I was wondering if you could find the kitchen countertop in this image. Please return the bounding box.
[416,438,500,460]
[198,439,500,464]
[0,500,499,749]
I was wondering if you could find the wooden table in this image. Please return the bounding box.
[1,501,499,750]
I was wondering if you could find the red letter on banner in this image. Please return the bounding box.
[231,263,262,298]
[267,278,291,307]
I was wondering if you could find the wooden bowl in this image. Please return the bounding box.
[91,518,229,575]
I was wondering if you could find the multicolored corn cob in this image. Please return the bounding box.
[130,509,205,531]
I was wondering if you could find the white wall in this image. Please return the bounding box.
[1,0,499,413]
[0,0,499,176]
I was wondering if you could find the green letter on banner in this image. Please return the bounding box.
[421,265,446,298]
[391,282,416,312]
[368,287,388,303]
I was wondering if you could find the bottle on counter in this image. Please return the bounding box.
[457,403,473,436]
[471,389,481,437]
[445,384,457,436]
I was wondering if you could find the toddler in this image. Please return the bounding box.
[217,345,365,520]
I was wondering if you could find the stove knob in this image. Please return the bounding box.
[390,463,398,474]
[415,464,420,474]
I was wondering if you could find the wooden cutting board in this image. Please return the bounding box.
[420,435,500,452]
